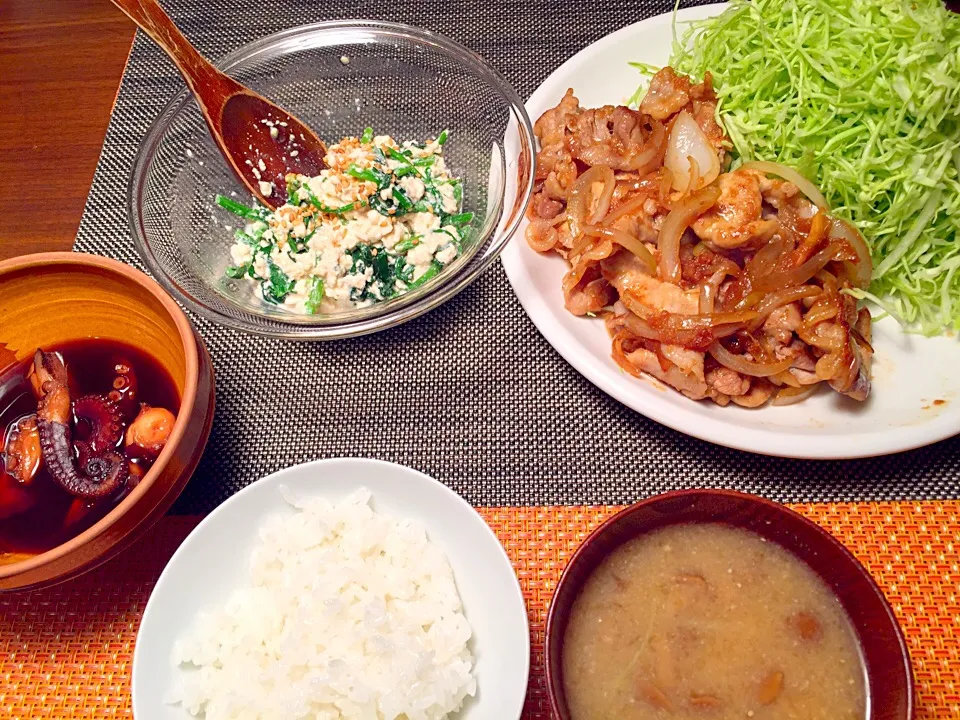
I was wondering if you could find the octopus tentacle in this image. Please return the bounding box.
[3,415,43,484]
[33,350,128,500]
[73,395,124,457]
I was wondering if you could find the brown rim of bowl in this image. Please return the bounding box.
[0,252,200,581]
[544,488,915,720]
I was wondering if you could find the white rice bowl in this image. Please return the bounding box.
[167,487,476,719]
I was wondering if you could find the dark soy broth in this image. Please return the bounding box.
[0,339,179,561]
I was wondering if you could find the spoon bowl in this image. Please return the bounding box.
[110,0,326,207]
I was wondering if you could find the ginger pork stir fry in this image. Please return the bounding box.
[527,67,874,407]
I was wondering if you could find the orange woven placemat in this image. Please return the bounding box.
[1,502,958,719]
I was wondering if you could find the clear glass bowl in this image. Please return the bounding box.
[130,21,534,339]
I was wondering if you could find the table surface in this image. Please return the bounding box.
[0,0,134,262]
[2,2,960,719]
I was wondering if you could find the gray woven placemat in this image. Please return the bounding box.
[74,0,960,511]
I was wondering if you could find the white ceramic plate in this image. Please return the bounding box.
[501,3,960,459]
[132,458,530,719]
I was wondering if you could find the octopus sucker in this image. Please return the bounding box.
[106,359,139,421]
[72,394,124,457]
[33,350,128,500]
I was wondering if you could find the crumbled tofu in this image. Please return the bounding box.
[226,131,466,314]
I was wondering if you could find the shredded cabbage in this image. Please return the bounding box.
[639,0,960,334]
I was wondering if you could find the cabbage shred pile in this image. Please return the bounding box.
[651,0,960,334]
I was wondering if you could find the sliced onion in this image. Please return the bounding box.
[658,183,722,284]
[699,269,733,314]
[567,165,614,236]
[563,239,613,292]
[589,167,616,224]
[686,155,701,197]
[740,160,828,209]
[801,304,840,327]
[747,285,823,330]
[829,218,873,289]
[754,242,844,293]
[708,342,796,377]
[623,292,759,328]
[587,226,656,275]
[772,384,820,406]
[772,370,801,388]
[745,235,786,281]
[619,311,743,351]
[816,269,839,293]
[658,167,674,203]
[603,192,652,227]
[666,111,721,193]
[699,282,716,314]
[734,291,766,311]
[611,331,643,378]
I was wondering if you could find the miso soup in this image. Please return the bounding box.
[563,523,866,719]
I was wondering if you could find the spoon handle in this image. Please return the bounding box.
[109,0,236,115]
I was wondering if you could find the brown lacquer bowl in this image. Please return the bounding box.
[0,253,215,591]
[545,490,914,720]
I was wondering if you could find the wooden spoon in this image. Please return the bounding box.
[110,0,326,209]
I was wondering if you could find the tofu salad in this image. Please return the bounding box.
[216,128,472,313]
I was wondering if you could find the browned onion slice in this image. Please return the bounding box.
[617,311,742,351]
[586,226,656,275]
[658,183,722,284]
[829,218,873,289]
[567,165,615,236]
[747,285,823,331]
[754,242,844,293]
[772,384,820,406]
[740,160,828,209]
[708,341,796,377]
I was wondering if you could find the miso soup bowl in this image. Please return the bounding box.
[0,252,215,591]
[545,489,914,720]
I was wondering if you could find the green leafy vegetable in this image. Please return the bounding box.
[262,259,294,304]
[304,277,325,314]
[437,129,449,145]
[385,147,423,179]
[346,164,388,185]
[360,127,374,144]
[391,185,414,212]
[302,183,363,215]
[215,194,269,221]
[225,264,248,279]
[285,176,302,202]
[408,261,442,288]
[448,212,474,228]
[393,236,420,254]
[647,0,960,334]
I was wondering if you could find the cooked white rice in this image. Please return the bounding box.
[167,487,476,719]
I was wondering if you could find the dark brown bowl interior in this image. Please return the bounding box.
[545,489,914,720]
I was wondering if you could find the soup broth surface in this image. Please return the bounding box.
[0,340,179,561]
[563,523,866,720]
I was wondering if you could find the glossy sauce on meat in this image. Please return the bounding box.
[563,524,866,720]
[0,340,179,561]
